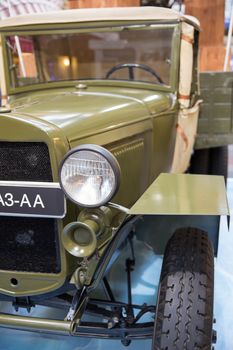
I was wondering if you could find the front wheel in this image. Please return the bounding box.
[152,227,215,350]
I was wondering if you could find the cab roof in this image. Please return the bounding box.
[0,7,200,30]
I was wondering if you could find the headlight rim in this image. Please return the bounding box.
[59,144,121,208]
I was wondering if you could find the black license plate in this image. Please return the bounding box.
[0,181,66,218]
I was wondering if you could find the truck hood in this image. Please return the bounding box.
[10,86,173,144]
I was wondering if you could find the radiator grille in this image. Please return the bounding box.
[0,217,60,273]
[0,142,61,273]
[0,142,53,182]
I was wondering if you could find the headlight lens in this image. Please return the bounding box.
[59,145,121,207]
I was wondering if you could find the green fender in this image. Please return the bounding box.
[129,173,229,255]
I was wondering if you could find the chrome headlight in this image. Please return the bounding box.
[59,145,121,207]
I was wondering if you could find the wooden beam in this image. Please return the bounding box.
[184,0,225,71]
[199,46,226,71]
[68,0,140,8]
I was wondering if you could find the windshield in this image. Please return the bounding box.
[6,26,175,89]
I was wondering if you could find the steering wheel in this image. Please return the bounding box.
[105,63,164,84]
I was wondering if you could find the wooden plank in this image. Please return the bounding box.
[199,45,226,71]
[68,0,140,8]
[185,0,225,46]
[184,0,225,71]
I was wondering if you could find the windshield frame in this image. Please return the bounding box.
[2,22,181,95]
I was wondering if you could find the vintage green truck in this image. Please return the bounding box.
[0,6,230,350]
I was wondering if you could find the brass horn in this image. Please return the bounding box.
[62,219,98,258]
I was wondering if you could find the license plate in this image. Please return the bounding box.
[0,181,66,218]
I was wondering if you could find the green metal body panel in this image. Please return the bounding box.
[130,173,229,216]
[196,71,233,149]
[9,85,173,142]
[0,313,72,333]
[130,173,229,257]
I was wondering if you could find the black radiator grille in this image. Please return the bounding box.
[0,217,61,273]
[0,142,61,274]
[0,142,53,182]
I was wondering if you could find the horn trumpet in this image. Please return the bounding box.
[62,219,98,258]
[62,207,113,258]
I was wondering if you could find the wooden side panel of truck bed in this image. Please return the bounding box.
[195,71,233,149]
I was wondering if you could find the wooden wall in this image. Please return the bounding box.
[184,0,226,71]
[68,0,140,8]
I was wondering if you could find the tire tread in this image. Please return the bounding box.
[152,227,214,350]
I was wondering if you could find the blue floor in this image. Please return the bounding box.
[0,179,233,349]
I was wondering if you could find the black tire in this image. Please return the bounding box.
[189,146,228,181]
[152,227,214,350]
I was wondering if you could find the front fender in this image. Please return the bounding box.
[129,173,229,255]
